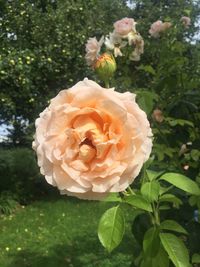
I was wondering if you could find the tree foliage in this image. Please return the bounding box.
[0,0,129,145]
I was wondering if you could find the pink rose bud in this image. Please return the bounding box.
[152,109,164,123]
[180,16,191,28]
[114,17,136,36]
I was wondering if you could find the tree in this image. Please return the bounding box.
[0,0,129,145]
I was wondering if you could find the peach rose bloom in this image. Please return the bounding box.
[114,17,136,36]
[180,16,191,28]
[33,79,152,200]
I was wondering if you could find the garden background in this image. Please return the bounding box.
[0,0,200,266]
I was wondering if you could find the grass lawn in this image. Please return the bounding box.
[0,196,135,267]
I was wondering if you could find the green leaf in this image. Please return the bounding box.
[160,173,200,196]
[160,220,188,235]
[98,206,125,253]
[152,247,169,267]
[138,65,156,75]
[141,181,160,202]
[159,194,182,208]
[159,205,170,210]
[102,193,122,202]
[136,91,158,115]
[160,233,190,267]
[191,149,200,161]
[166,118,194,127]
[124,195,152,212]
[146,170,164,181]
[141,247,169,267]
[143,227,160,257]
[188,195,198,206]
[192,253,200,264]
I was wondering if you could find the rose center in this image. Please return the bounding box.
[79,138,96,163]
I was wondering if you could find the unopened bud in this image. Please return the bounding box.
[152,109,164,123]
[94,53,116,83]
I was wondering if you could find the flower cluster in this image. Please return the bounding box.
[106,18,144,61]
[85,17,144,68]
[149,20,172,38]
[149,16,191,38]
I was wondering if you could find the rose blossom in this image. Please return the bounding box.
[149,20,172,38]
[114,17,136,36]
[33,79,152,200]
[149,20,163,38]
[180,16,191,28]
[129,34,144,61]
[105,32,127,57]
[85,36,104,66]
[152,109,164,123]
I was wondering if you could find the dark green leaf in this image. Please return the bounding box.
[136,91,158,115]
[124,195,152,212]
[143,227,160,257]
[159,194,182,208]
[141,247,169,267]
[192,253,200,264]
[160,220,188,235]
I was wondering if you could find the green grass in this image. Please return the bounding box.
[0,196,135,267]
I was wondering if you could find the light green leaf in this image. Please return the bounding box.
[160,173,200,196]
[98,206,125,253]
[102,193,122,202]
[192,253,200,264]
[146,170,164,181]
[141,181,160,202]
[160,233,190,267]
[124,195,152,212]
[160,220,188,235]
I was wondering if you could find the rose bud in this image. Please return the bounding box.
[94,53,116,84]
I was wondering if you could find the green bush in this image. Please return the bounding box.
[0,148,52,203]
